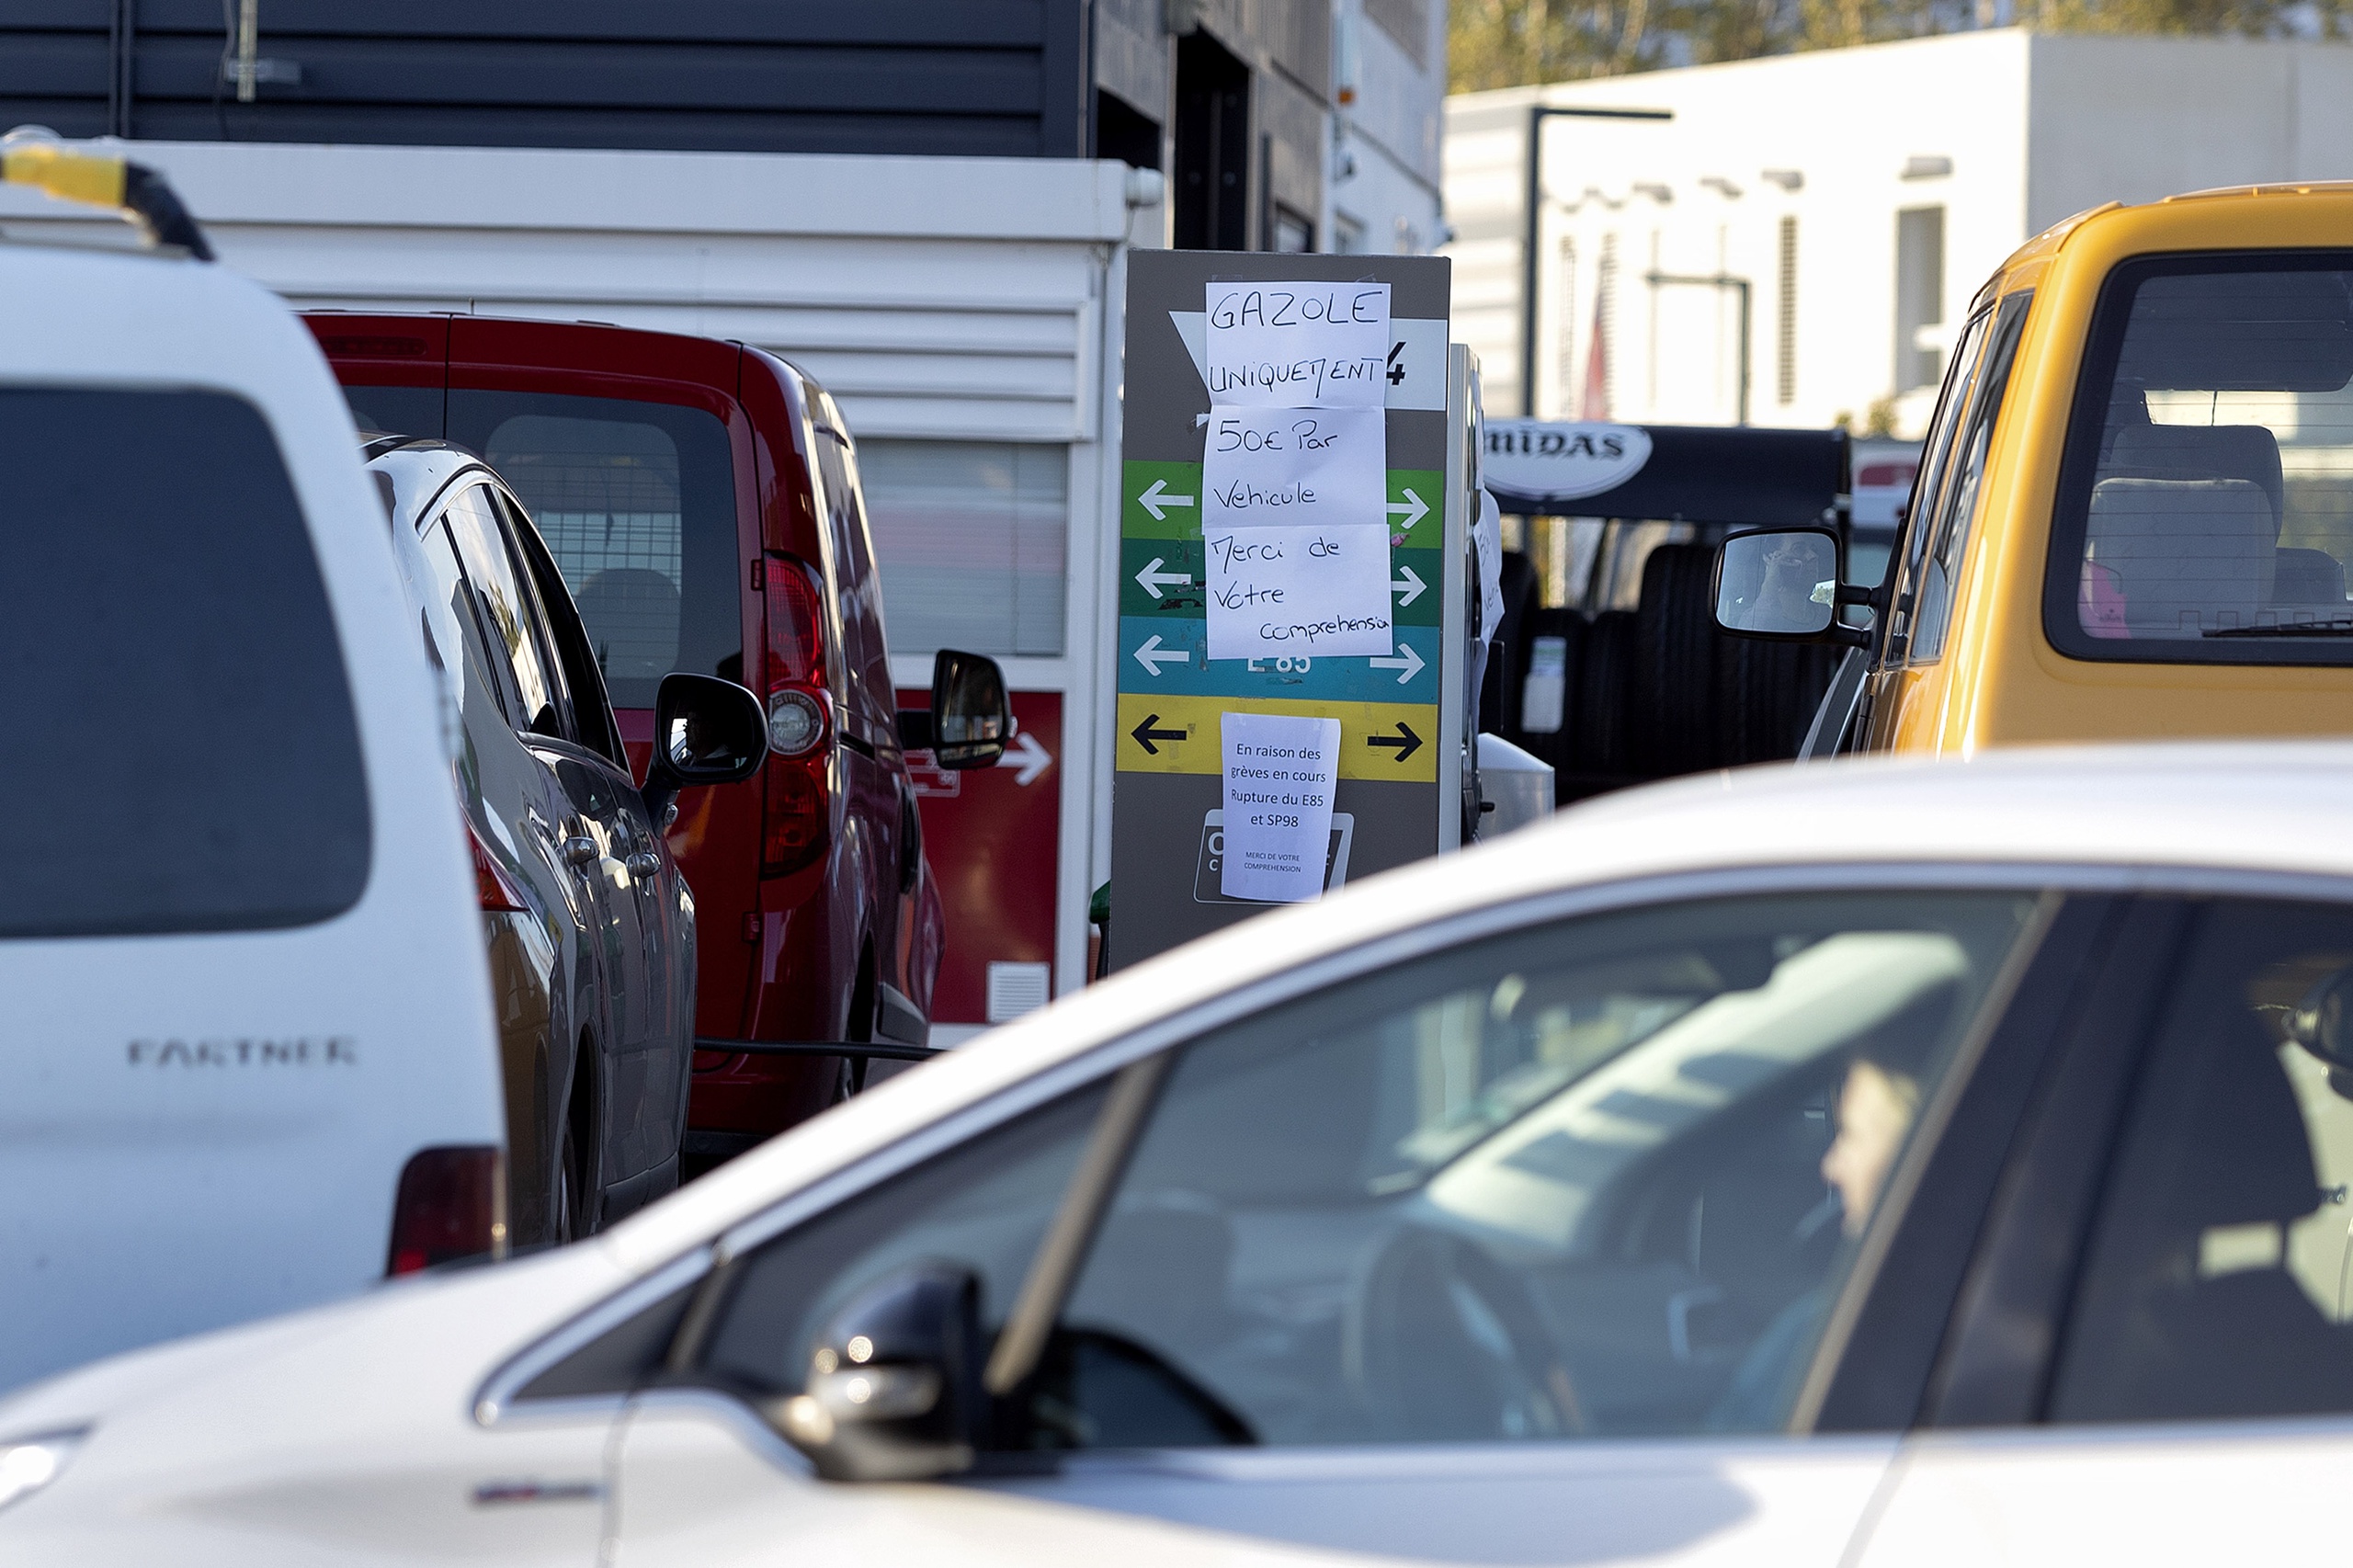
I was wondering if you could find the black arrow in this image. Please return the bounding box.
[1367,722,1423,763]
[1130,713,1188,756]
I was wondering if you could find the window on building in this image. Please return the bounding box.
[1778,216,1800,407]
[1894,207,1947,393]
[1271,205,1314,254]
[858,439,1068,658]
[1094,90,1161,171]
[1173,32,1250,251]
[1555,237,1579,420]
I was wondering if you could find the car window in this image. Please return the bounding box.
[813,430,888,721]
[442,483,565,741]
[2050,257,2353,662]
[340,383,442,442]
[497,487,625,766]
[2050,899,2353,1424]
[1883,309,1993,663]
[449,390,742,710]
[694,889,2042,1448]
[0,386,369,937]
[411,514,513,734]
[1907,292,2031,665]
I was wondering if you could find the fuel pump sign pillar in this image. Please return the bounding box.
[1107,251,1467,970]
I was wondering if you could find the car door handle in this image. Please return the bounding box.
[561,836,599,868]
[624,852,661,879]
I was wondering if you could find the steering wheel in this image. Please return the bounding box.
[1341,1224,1586,1439]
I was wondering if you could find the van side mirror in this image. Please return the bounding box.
[1712,527,1870,647]
[775,1263,984,1483]
[926,650,1012,771]
[642,673,768,822]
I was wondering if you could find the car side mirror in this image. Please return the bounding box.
[774,1263,985,1483]
[926,650,1012,771]
[1712,527,1870,648]
[2291,969,2353,1098]
[642,672,768,823]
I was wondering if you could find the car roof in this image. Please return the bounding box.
[605,740,2353,1271]
[365,440,494,527]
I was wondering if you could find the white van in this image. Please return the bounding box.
[0,143,503,1392]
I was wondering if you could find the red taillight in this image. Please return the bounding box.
[470,822,529,913]
[762,760,827,877]
[762,553,825,686]
[761,551,831,878]
[387,1146,506,1276]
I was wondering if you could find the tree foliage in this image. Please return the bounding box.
[1448,0,2353,93]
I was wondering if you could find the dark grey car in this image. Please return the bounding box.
[368,439,765,1246]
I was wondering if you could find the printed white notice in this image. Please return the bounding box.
[1204,281,1391,407]
[1221,711,1340,903]
[1201,406,1385,530]
[1204,522,1393,661]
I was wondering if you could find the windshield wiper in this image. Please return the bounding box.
[2205,616,2353,638]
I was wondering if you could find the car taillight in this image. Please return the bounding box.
[761,551,831,878]
[387,1145,506,1276]
[470,822,529,913]
[762,553,825,685]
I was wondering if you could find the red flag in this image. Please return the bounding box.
[1581,290,1609,420]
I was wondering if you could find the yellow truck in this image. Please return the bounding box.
[1716,185,2353,755]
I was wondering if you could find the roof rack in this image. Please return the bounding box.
[0,141,213,261]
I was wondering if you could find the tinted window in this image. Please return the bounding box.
[699,890,2040,1448]
[0,387,369,937]
[2050,257,2353,663]
[442,484,564,740]
[1908,292,2031,664]
[2051,900,2353,1423]
[449,392,740,710]
[814,432,892,718]
[1883,308,1991,663]
[341,383,442,441]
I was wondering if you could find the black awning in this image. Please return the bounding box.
[1482,420,1850,528]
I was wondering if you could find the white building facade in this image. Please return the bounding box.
[1328,0,1449,256]
[1446,31,2353,435]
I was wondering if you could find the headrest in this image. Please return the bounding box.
[2109,425,2283,529]
[2166,1035,2320,1231]
[2087,479,2277,634]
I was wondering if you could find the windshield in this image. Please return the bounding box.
[2050,255,2353,662]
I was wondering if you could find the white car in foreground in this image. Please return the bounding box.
[8,744,2353,1567]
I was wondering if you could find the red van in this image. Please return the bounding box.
[313,314,1001,1165]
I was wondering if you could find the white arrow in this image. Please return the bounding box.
[1391,564,1427,607]
[1133,557,1191,599]
[1137,479,1196,522]
[994,730,1052,787]
[1386,488,1430,529]
[1133,633,1188,677]
[1369,641,1426,685]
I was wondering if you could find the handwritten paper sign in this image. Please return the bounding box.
[1204,522,1393,662]
[1220,711,1340,903]
[1201,405,1385,531]
[1204,282,1392,408]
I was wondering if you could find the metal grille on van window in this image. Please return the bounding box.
[489,417,686,686]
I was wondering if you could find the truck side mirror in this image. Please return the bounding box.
[928,650,1012,770]
[642,672,768,822]
[1712,528,1870,648]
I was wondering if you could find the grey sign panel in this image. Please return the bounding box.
[1108,250,1461,970]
